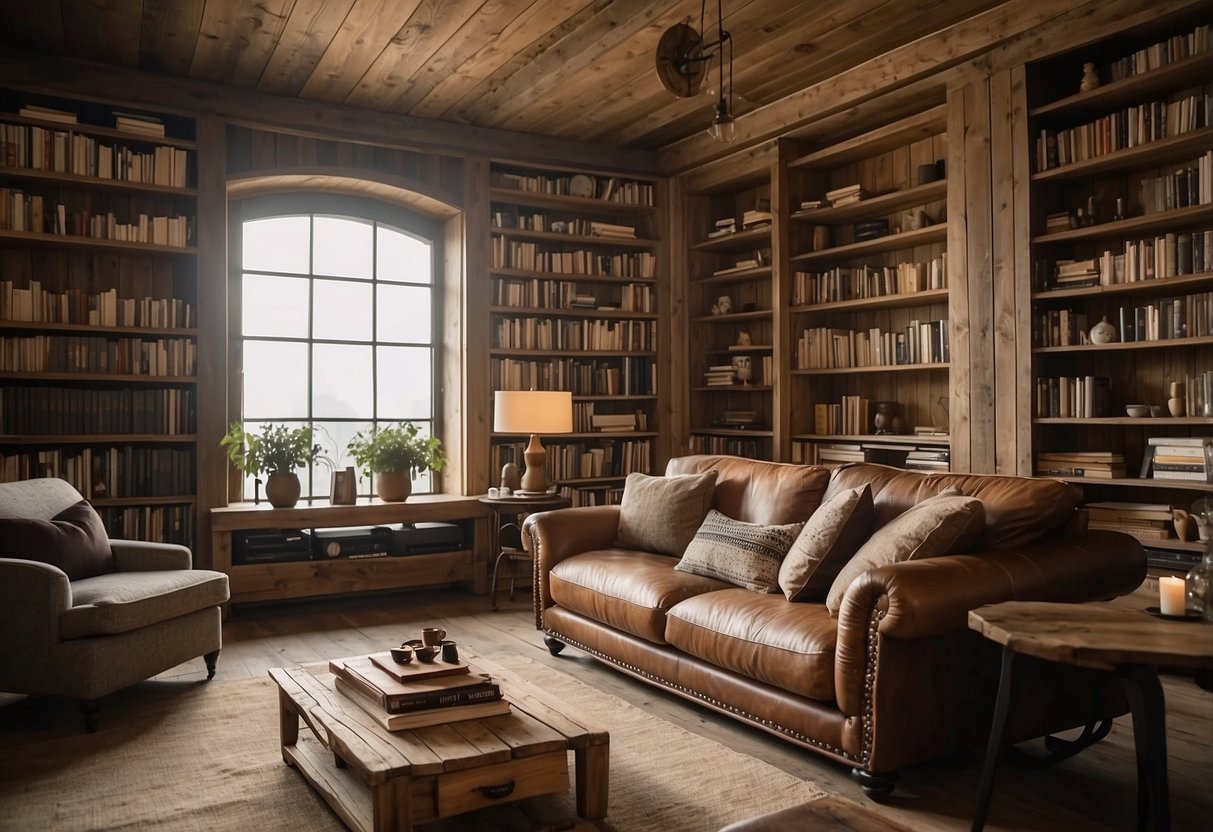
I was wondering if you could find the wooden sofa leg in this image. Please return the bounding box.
[80,700,100,733]
[204,649,220,680]
[543,636,566,656]
[851,767,897,800]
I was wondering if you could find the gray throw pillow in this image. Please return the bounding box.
[616,471,718,556]
[779,484,873,601]
[675,509,806,592]
[825,488,985,615]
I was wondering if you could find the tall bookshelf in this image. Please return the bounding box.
[685,171,777,460]
[0,91,199,546]
[1018,11,1212,574]
[784,105,952,471]
[487,162,660,507]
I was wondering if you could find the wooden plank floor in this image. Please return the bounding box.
[165,588,1211,831]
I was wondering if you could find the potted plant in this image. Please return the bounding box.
[220,422,324,508]
[345,422,447,502]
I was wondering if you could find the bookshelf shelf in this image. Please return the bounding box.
[1033,417,1213,426]
[791,432,950,446]
[691,427,774,438]
[791,362,948,376]
[1051,476,1213,493]
[489,348,656,358]
[0,229,196,255]
[0,371,197,383]
[1031,271,1213,301]
[789,288,949,315]
[692,384,774,393]
[0,434,196,444]
[790,224,947,265]
[790,180,947,225]
[490,226,658,250]
[0,165,197,197]
[691,310,772,324]
[696,266,773,285]
[489,305,658,321]
[1030,51,1213,119]
[691,225,771,253]
[91,496,197,507]
[0,320,198,337]
[488,187,658,215]
[1032,335,1213,354]
[1031,204,1211,245]
[489,266,656,284]
[1030,128,1213,183]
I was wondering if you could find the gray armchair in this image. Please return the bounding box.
[0,478,229,730]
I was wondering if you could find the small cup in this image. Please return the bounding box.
[413,644,440,663]
[421,627,447,647]
[1149,405,1163,417]
[488,487,500,498]
[389,645,414,664]
[440,640,459,663]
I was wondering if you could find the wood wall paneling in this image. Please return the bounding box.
[460,156,492,495]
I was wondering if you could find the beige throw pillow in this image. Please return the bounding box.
[825,488,985,615]
[674,509,806,592]
[616,471,718,556]
[778,484,873,601]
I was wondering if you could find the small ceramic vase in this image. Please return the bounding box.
[1168,381,1186,417]
[1088,317,1117,345]
[731,355,752,383]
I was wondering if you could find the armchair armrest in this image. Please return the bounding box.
[110,539,193,572]
[0,558,72,692]
[525,505,622,621]
[834,530,1144,715]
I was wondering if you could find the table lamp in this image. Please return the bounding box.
[493,390,573,496]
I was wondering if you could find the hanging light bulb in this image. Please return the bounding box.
[704,0,735,143]
[708,98,736,142]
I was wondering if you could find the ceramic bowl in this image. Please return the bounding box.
[1125,404,1150,418]
[413,644,440,663]
[389,645,414,664]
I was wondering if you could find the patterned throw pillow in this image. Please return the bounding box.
[825,488,985,615]
[778,484,874,601]
[616,471,718,556]
[675,509,806,592]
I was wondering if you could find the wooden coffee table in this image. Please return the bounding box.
[268,655,609,832]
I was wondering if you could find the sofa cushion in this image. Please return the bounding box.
[616,471,718,556]
[666,455,830,526]
[779,484,873,602]
[675,510,804,592]
[61,568,230,640]
[825,489,985,615]
[550,550,730,644]
[665,588,839,702]
[0,500,114,581]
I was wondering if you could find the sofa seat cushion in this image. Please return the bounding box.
[665,588,838,702]
[549,550,731,644]
[61,569,230,640]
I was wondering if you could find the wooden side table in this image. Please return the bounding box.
[968,601,1213,832]
[479,494,571,610]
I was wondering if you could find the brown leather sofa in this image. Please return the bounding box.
[525,456,1145,796]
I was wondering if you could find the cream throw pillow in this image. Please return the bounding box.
[675,509,806,592]
[616,471,718,556]
[825,488,985,615]
[778,484,873,601]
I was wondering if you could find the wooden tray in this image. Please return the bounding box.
[369,651,471,681]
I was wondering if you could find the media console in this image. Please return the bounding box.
[209,495,492,604]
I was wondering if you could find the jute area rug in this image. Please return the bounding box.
[0,654,824,831]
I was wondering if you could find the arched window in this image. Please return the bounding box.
[232,195,441,501]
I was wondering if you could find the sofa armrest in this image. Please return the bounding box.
[111,539,193,571]
[833,530,1144,715]
[525,505,622,625]
[0,558,73,692]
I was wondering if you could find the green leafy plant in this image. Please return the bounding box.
[220,422,324,477]
[345,422,447,477]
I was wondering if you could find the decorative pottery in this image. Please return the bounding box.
[264,471,301,508]
[873,402,901,435]
[500,462,521,492]
[376,470,413,502]
[731,355,753,383]
[1088,317,1117,345]
[1079,62,1101,92]
[1168,381,1186,418]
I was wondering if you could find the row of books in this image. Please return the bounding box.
[570,404,649,433]
[0,122,189,187]
[1138,151,1213,214]
[1104,23,1210,82]
[794,320,950,369]
[490,356,655,396]
[1035,291,1213,346]
[491,239,656,278]
[1039,228,1213,289]
[1085,500,1176,543]
[812,397,874,437]
[491,438,653,482]
[790,441,950,472]
[0,445,194,499]
[96,503,192,546]
[492,316,656,351]
[491,211,638,240]
[1034,92,1208,172]
[0,188,192,247]
[0,335,196,376]
[556,484,625,507]
[1034,375,1111,418]
[689,434,765,457]
[1141,436,1212,483]
[0,386,195,435]
[791,255,947,305]
[823,184,869,206]
[16,105,171,140]
[0,281,194,329]
[492,277,653,313]
[1036,450,1126,479]
[492,171,654,206]
[329,653,510,731]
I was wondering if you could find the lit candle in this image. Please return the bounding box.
[1159,576,1186,616]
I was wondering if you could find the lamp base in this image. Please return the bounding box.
[520,434,550,495]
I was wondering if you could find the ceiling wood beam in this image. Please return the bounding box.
[0,50,657,172]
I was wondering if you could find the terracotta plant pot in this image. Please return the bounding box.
[264,471,301,508]
[376,470,412,502]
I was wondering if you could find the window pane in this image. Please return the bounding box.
[244,216,310,274]
[377,284,431,343]
[314,278,372,342]
[243,341,308,418]
[313,344,373,417]
[314,216,373,279]
[378,226,432,284]
[377,347,431,418]
[242,274,309,338]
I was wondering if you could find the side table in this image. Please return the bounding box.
[968,601,1213,832]
[479,494,571,610]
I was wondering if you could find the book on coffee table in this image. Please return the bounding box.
[329,655,500,714]
[334,677,511,730]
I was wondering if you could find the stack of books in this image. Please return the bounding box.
[816,442,869,468]
[825,184,868,206]
[588,221,635,239]
[1035,450,1126,479]
[1045,211,1073,233]
[18,104,77,124]
[741,209,772,229]
[113,111,166,137]
[704,364,736,386]
[1144,436,1210,482]
[1053,258,1100,288]
[329,653,510,731]
[905,447,951,472]
[1085,501,1175,542]
[715,410,757,427]
[708,217,737,238]
[591,413,637,432]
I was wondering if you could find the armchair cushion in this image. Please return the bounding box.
[616,471,718,556]
[61,569,230,640]
[0,500,113,581]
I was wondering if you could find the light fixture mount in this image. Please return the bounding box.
[655,22,707,98]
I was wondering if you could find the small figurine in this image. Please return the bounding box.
[711,295,733,316]
[735,330,752,347]
[1079,62,1100,93]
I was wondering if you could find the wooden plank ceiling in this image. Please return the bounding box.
[0,0,1007,150]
